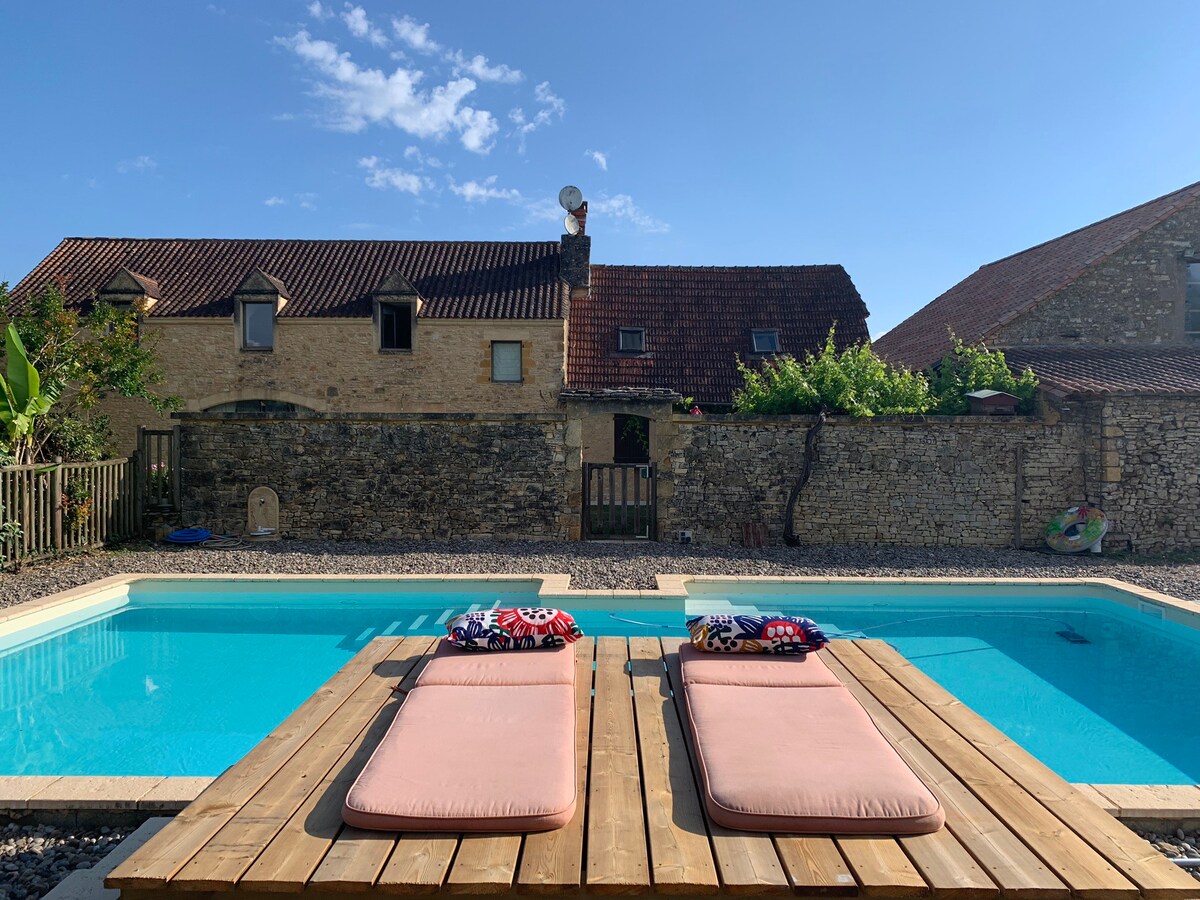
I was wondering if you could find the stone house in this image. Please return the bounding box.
[875,180,1200,551]
[6,228,871,458]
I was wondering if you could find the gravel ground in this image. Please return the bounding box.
[0,823,133,900]
[4,538,1200,609]
[3,538,1199,888]
[1133,827,1200,881]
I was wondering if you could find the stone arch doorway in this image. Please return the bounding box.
[613,414,651,464]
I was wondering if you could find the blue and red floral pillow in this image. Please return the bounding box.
[686,613,828,655]
[446,607,583,651]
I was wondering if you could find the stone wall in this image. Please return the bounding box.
[994,203,1200,347]
[657,414,1089,547]
[178,412,573,541]
[1094,394,1200,552]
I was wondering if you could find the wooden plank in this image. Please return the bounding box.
[106,637,406,890]
[836,837,928,898]
[855,640,1200,899]
[586,637,651,894]
[660,638,789,894]
[1074,785,1121,816]
[830,643,1137,900]
[898,829,998,900]
[771,836,858,897]
[171,638,436,891]
[307,827,398,892]
[240,643,438,891]
[445,834,523,894]
[517,639,595,893]
[821,647,1067,900]
[627,637,719,895]
[377,834,460,894]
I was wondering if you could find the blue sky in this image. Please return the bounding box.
[3,1,1199,336]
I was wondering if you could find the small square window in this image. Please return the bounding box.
[380,302,413,350]
[751,329,781,353]
[618,327,646,352]
[242,302,275,350]
[492,341,522,383]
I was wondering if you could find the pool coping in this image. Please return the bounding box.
[4,571,1199,818]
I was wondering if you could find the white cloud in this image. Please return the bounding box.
[591,194,669,233]
[276,30,497,153]
[360,156,427,194]
[295,192,318,210]
[116,155,157,174]
[403,145,442,168]
[264,196,287,206]
[391,15,441,53]
[449,175,521,203]
[307,1,333,19]
[510,81,565,151]
[341,4,388,47]
[447,50,522,84]
[586,149,608,171]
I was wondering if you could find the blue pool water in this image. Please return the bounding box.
[1,580,1197,784]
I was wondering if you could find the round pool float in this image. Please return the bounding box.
[1045,506,1108,554]
[165,527,212,544]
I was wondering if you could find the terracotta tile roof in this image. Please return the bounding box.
[123,270,162,299]
[567,265,870,405]
[7,238,566,319]
[1005,345,1200,396]
[873,181,1200,369]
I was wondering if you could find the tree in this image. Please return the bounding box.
[0,323,57,464]
[732,328,933,416]
[0,282,179,462]
[929,336,1039,415]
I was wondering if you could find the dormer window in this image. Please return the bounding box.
[751,329,781,353]
[379,301,414,351]
[233,269,288,352]
[618,327,646,353]
[241,302,276,350]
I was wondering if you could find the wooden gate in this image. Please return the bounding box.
[582,463,656,540]
[138,425,180,518]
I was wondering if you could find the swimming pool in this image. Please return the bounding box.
[2,575,1198,785]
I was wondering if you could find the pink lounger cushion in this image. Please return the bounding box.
[680,645,944,835]
[343,643,576,832]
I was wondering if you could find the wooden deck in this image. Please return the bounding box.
[106,637,1198,899]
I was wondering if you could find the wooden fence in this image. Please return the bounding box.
[0,458,138,564]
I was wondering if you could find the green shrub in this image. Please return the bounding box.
[929,337,1039,415]
[732,330,933,416]
[42,413,114,462]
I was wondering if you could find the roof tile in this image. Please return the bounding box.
[1006,345,1200,396]
[7,238,565,319]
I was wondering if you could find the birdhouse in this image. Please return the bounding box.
[965,389,1020,416]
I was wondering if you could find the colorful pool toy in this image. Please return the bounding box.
[1045,506,1108,554]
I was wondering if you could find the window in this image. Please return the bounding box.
[618,327,646,352]
[491,341,523,383]
[205,400,314,414]
[751,328,781,353]
[380,302,413,350]
[1187,264,1200,339]
[242,301,275,350]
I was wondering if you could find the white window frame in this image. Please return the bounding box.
[240,301,276,351]
[1187,263,1200,339]
[618,327,646,352]
[751,328,781,353]
[491,340,523,383]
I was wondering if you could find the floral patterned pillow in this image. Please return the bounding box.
[446,608,584,651]
[686,613,828,655]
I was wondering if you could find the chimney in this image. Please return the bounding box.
[560,205,591,296]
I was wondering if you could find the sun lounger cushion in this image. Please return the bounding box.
[446,607,583,651]
[679,644,944,834]
[686,613,828,654]
[343,641,577,832]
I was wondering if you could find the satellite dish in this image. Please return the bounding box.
[563,213,581,235]
[558,185,583,212]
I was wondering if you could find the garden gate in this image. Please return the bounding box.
[582,462,656,540]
